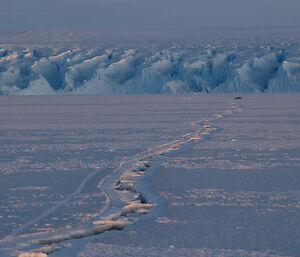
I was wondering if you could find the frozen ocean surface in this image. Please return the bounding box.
[84,94,300,257]
[0,94,229,256]
[0,94,299,256]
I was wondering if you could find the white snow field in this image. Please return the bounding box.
[0,94,299,257]
[1,28,300,95]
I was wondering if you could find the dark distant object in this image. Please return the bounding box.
[234,96,243,100]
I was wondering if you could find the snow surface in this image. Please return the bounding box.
[0,94,299,257]
[1,33,300,95]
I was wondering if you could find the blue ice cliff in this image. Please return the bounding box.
[1,39,300,95]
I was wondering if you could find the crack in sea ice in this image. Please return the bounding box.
[1,99,244,257]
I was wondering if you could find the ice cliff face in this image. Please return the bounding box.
[1,39,300,95]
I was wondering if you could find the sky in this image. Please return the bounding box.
[0,0,300,31]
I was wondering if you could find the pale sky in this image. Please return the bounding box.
[1,0,300,30]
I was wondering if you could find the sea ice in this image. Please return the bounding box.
[0,94,299,256]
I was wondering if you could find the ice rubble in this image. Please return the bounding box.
[1,40,300,95]
[19,252,47,257]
